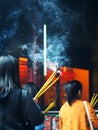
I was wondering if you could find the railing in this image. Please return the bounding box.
[46,110,98,116]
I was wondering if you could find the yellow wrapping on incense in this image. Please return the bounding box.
[34,71,60,99]
[43,101,56,114]
[90,93,98,107]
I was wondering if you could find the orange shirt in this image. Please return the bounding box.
[59,100,98,130]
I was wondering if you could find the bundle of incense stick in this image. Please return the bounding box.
[34,71,60,99]
[90,93,98,107]
[43,101,56,114]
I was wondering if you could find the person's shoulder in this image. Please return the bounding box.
[75,99,83,104]
[82,100,91,107]
[75,100,91,110]
[14,87,22,91]
[60,102,68,110]
[12,87,22,95]
[71,100,84,108]
[9,87,22,100]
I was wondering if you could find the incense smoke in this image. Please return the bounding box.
[0,0,81,69]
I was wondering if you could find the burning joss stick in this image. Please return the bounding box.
[90,93,95,105]
[41,70,57,91]
[34,71,59,99]
[90,93,98,107]
[37,76,60,98]
[43,101,56,114]
[34,76,60,99]
[92,98,98,107]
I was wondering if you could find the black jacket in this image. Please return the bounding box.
[0,88,44,130]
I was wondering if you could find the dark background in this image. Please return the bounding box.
[0,0,98,107]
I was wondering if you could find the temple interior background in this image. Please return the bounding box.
[0,0,98,112]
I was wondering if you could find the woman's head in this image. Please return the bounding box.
[0,55,20,92]
[64,80,82,105]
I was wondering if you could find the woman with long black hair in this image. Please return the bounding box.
[0,55,44,130]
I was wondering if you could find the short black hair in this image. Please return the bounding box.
[64,80,82,105]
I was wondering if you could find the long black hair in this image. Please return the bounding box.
[0,55,20,92]
[64,80,82,105]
